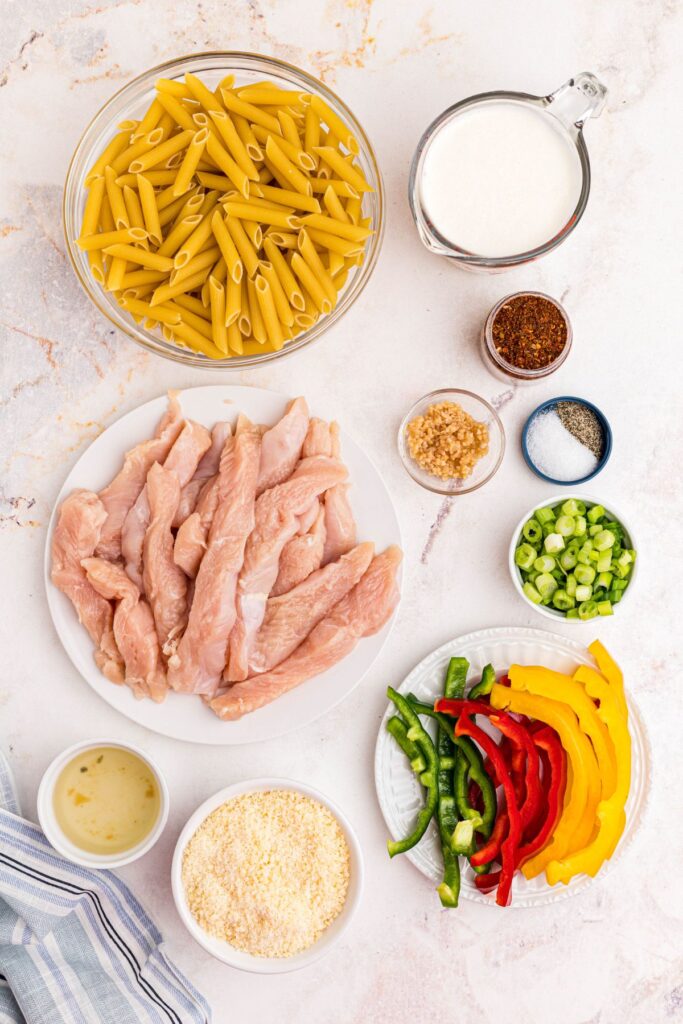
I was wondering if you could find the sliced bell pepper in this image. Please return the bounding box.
[544,663,631,885]
[386,687,438,857]
[588,640,627,719]
[489,683,599,879]
[453,712,521,907]
[471,807,509,867]
[507,665,610,853]
[516,725,566,868]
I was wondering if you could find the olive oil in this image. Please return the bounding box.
[53,746,160,855]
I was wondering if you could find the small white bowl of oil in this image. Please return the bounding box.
[37,738,169,869]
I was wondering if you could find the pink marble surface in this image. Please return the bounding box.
[1,2,681,1022]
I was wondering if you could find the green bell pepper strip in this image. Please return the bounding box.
[386,687,438,858]
[386,715,426,775]
[468,663,496,701]
[436,725,460,907]
[444,657,469,699]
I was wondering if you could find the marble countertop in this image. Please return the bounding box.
[1,2,681,1022]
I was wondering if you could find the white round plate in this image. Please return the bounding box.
[374,626,649,908]
[45,385,401,745]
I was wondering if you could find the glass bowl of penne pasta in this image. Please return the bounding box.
[63,52,384,367]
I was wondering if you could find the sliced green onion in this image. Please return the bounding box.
[566,573,577,597]
[534,506,556,525]
[561,498,586,517]
[555,515,575,537]
[575,584,593,602]
[596,549,612,572]
[523,582,542,604]
[596,571,613,590]
[593,529,615,551]
[535,572,558,598]
[514,543,536,570]
[587,504,606,524]
[522,518,543,544]
[566,608,580,619]
[552,589,575,611]
[597,600,613,616]
[544,533,565,554]
[559,550,577,571]
[589,524,602,537]
[578,600,599,620]
[574,564,596,585]
[573,515,587,537]
[534,554,556,573]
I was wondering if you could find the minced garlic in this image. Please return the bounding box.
[182,790,350,958]
[406,400,489,481]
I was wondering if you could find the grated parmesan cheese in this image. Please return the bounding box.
[182,790,351,958]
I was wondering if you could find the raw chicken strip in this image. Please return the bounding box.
[322,422,356,565]
[225,455,348,682]
[143,463,187,654]
[82,558,167,702]
[271,502,326,597]
[211,546,402,720]
[302,417,332,458]
[167,418,261,695]
[51,490,123,684]
[173,427,234,579]
[96,393,183,561]
[248,541,375,675]
[122,419,211,590]
[174,421,230,528]
[256,397,309,495]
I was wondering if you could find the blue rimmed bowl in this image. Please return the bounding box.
[522,396,612,486]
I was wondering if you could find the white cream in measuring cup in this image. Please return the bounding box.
[409,73,607,270]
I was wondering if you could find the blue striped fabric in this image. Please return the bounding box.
[0,751,211,1024]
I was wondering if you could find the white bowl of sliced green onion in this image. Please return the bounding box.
[509,495,638,622]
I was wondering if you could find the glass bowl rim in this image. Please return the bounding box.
[398,387,506,496]
[62,50,385,369]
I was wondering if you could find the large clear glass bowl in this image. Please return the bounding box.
[63,52,384,368]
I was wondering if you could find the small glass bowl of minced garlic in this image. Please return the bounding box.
[522,396,612,485]
[37,739,169,868]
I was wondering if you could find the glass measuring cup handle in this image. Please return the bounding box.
[545,72,608,129]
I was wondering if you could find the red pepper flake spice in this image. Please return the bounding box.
[492,294,567,370]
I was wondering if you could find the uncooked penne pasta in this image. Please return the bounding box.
[78,227,148,251]
[208,275,228,353]
[78,70,374,357]
[225,272,241,326]
[254,274,284,350]
[297,230,336,304]
[104,166,129,229]
[136,174,163,245]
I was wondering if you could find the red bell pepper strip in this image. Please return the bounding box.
[435,699,543,839]
[516,724,567,867]
[470,808,509,867]
[452,713,521,907]
[474,869,501,894]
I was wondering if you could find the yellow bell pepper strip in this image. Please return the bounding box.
[545,663,631,885]
[489,683,597,879]
[588,640,627,719]
[508,666,605,857]
[508,665,617,800]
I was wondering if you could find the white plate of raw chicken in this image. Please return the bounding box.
[45,385,402,745]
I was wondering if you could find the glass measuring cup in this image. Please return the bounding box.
[409,73,607,272]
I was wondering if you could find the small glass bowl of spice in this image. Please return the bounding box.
[398,388,505,495]
[481,291,572,384]
[522,396,612,485]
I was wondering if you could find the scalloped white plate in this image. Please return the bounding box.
[374,626,649,908]
[45,385,401,745]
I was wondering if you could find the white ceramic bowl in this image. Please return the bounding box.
[509,493,638,623]
[171,777,364,973]
[37,738,169,869]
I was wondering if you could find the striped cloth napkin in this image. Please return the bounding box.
[0,750,210,1024]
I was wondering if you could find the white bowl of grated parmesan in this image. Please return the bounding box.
[171,778,363,973]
